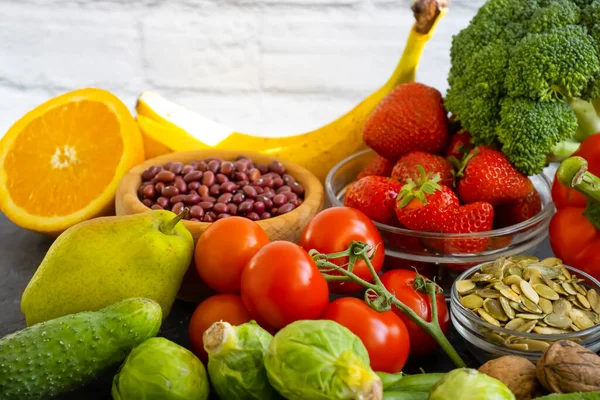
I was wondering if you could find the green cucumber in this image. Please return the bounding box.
[383,391,430,400]
[377,371,446,392]
[0,297,162,400]
[534,394,600,400]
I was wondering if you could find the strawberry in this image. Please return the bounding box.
[394,166,459,232]
[456,146,533,206]
[344,176,402,226]
[494,189,542,228]
[391,151,454,188]
[363,82,449,160]
[357,155,395,180]
[442,202,494,253]
[445,130,473,160]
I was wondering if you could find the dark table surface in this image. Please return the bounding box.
[0,211,555,399]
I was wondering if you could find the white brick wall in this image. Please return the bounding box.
[0,0,484,139]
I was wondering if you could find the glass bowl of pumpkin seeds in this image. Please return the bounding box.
[451,255,600,363]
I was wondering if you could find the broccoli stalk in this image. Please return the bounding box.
[446,0,600,175]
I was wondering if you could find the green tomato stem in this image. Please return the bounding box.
[311,241,466,368]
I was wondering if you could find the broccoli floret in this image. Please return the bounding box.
[446,0,600,176]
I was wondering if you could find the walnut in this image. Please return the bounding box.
[537,340,600,393]
[479,355,541,400]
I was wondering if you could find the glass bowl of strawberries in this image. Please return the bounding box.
[325,148,555,282]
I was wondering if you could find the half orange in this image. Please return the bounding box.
[0,88,144,235]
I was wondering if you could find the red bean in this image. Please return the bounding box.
[290,182,305,195]
[142,166,159,181]
[164,162,173,170]
[151,204,164,210]
[234,160,248,173]
[210,184,221,196]
[290,198,302,207]
[227,203,238,215]
[276,186,292,194]
[247,212,260,221]
[216,174,229,184]
[278,203,295,215]
[248,168,261,182]
[238,200,254,214]
[199,201,214,210]
[202,171,215,186]
[217,193,233,204]
[156,197,170,209]
[172,202,185,214]
[253,201,265,214]
[273,194,287,206]
[154,182,166,193]
[253,185,264,194]
[183,171,203,182]
[197,161,208,171]
[162,186,179,198]
[260,212,271,219]
[213,203,229,214]
[255,163,269,174]
[203,196,217,203]
[142,185,156,198]
[217,213,231,220]
[237,180,249,188]
[273,177,284,189]
[184,193,201,205]
[203,214,214,223]
[242,186,257,198]
[271,208,278,215]
[182,165,195,175]
[173,177,187,194]
[169,162,184,175]
[283,192,298,201]
[189,205,205,219]
[282,174,295,184]
[232,193,245,204]
[220,182,237,193]
[188,181,200,191]
[257,177,273,188]
[170,194,186,204]
[269,161,285,175]
[156,170,176,183]
[235,172,248,182]
[198,185,210,198]
[220,161,234,176]
[207,160,221,173]
[142,199,153,208]
[207,211,217,219]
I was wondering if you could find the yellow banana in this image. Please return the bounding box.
[136,0,448,182]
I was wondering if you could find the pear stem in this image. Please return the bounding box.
[159,208,188,235]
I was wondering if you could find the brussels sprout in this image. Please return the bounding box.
[264,319,383,400]
[429,368,515,400]
[203,321,281,400]
[112,337,209,400]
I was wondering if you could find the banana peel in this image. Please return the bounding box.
[136,0,448,182]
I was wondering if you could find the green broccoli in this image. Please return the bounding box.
[446,0,600,176]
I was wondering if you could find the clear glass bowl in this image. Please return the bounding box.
[325,149,555,289]
[451,263,600,363]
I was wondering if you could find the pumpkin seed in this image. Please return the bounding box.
[571,324,581,332]
[484,332,505,345]
[495,283,521,302]
[476,288,501,299]
[506,343,529,351]
[544,313,572,329]
[515,320,538,332]
[582,310,600,324]
[539,297,554,315]
[552,298,572,315]
[513,339,550,351]
[587,289,600,314]
[537,321,548,327]
[505,318,526,331]
[512,255,539,263]
[504,275,522,285]
[523,266,542,281]
[483,298,508,322]
[516,313,545,320]
[477,308,501,326]
[509,301,522,311]
[526,265,562,279]
[577,293,591,309]
[540,257,562,267]
[543,277,568,295]
[562,282,578,296]
[561,266,572,280]
[508,265,523,277]
[521,280,539,303]
[521,296,543,314]
[461,294,484,309]
[472,273,494,282]
[533,326,569,335]
[511,283,523,295]
[533,284,559,301]
[569,309,595,330]
[456,280,476,294]
[529,275,545,286]
[573,282,588,296]
[499,296,515,319]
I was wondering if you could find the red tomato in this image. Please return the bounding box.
[321,297,410,373]
[195,216,270,293]
[299,207,385,293]
[379,269,449,357]
[188,293,252,363]
[241,241,329,330]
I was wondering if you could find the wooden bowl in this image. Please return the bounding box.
[115,150,325,303]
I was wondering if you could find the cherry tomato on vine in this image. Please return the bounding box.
[195,216,270,293]
[379,269,449,357]
[188,293,252,363]
[299,207,385,293]
[241,241,329,330]
[321,297,410,373]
